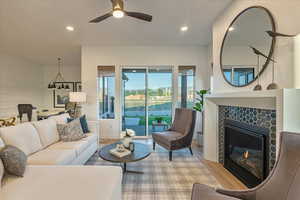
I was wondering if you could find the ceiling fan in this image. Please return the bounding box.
[89,0,152,23]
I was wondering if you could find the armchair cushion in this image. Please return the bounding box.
[152,131,183,149]
[192,184,241,200]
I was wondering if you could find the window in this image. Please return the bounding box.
[178,66,195,109]
[223,67,254,86]
[98,66,115,119]
[233,68,254,86]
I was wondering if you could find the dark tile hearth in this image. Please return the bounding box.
[218,106,276,170]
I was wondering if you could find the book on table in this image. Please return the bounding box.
[109,148,131,158]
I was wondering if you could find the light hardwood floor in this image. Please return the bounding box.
[202,160,247,190]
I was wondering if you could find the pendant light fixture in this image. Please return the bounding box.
[48,58,70,90]
[253,54,262,91]
[265,30,296,90]
[266,55,278,90]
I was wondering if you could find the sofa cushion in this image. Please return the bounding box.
[27,149,76,165]
[0,145,27,177]
[0,165,122,200]
[47,140,90,156]
[81,133,97,145]
[32,119,60,148]
[49,113,70,124]
[0,123,42,156]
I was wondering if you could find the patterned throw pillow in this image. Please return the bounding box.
[0,145,27,177]
[67,115,90,134]
[57,118,86,142]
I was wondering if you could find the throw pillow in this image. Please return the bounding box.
[0,145,27,177]
[67,115,90,133]
[0,158,4,187]
[57,118,86,142]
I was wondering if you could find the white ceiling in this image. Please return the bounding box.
[0,0,232,65]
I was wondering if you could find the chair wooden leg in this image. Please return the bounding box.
[153,141,156,150]
[189,146,193,156]
[169,151,172,161]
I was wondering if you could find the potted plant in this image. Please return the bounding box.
[193,89,209,146]
[155,116,163,124]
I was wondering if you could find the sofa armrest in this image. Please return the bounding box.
[88,121,100,146]
[88,121,99,134]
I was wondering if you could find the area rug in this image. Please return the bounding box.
[86,141,220,200]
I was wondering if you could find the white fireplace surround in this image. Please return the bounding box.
[203,89,300,162]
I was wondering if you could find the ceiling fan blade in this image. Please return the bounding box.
[125,11,152,22]
[89,12,112,23]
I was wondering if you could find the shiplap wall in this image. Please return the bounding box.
[0,52,44,119]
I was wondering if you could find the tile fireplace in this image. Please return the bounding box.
[203,89,300,183]
[224,120,269,188]
[218,106,276,187]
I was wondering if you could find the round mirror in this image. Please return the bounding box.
[220,6,276,87]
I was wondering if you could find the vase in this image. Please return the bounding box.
[122,136,132,148]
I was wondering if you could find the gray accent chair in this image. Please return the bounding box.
[152,108,196,161]
[191,131,300,200]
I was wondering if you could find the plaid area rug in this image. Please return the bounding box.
[86,141,220,200]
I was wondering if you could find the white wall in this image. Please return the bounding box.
[293,34,300,88]
[0,51,81,120]
[213,0,300,93]
[0,52,44,119]
[42,65,81,110]
[81,45,210,139]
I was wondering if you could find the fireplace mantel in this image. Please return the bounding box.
[203,89,300,162]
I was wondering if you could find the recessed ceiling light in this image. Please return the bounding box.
[66,26,75,31]
[229,26,235,32]
[181,26,189,32]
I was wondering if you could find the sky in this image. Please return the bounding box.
[124,72,172,90]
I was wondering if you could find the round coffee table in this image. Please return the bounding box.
[99,142,151,173]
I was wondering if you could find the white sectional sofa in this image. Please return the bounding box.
[0,113,122,200]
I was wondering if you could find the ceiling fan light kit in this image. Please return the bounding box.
[89,0,152,23]
[113,10,124,18]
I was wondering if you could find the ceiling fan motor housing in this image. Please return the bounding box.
[112,0,124,11]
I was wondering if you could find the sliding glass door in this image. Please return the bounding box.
[122,67,173,137]
[122,69,147,136]
[148,67,172,135]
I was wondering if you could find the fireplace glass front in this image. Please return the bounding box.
[224,120,269,188]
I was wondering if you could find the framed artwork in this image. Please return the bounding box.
[75,82,82,92]
[53,82,75,108]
